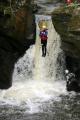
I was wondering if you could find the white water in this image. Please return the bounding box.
[34,0,61,14]
[0,15,67,113]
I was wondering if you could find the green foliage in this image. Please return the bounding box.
[0,3,11,15]
[64,2,80,10]
[4,7,12,15]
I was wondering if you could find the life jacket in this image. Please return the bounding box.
[39,30,48,41]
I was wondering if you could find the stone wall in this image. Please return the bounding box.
[0,1,36,89]
[52,4,80,83]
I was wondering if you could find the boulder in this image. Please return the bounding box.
[52,4,80,91]
[52,5,80,58]
[0,2,36,89]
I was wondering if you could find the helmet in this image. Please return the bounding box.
[65,69,69,75]
[43,25,46,29]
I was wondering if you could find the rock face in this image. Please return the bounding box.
[0,1,36,89]
[52,4,80,91]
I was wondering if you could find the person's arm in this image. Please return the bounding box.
[45,30,48,36]
[46,30,48,35]
[39,31,42,39]
[39,31,41,37]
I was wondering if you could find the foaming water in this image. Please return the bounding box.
[0,15,67,114]
[0,80,66,102]
[0,80,66,113]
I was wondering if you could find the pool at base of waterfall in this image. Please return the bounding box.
[0,80,80,120]
[0,80,66,114]
[0,93,80,120]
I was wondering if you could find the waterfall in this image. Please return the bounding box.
[0,15,66,113]
[34,15,60,80]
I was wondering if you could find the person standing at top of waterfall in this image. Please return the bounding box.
[39,28,48,57]
[66,0,73,5]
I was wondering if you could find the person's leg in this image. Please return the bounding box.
[41,40,47,57]
[42,44,44,56]
[41,40,44,56]
[44,40,47,56]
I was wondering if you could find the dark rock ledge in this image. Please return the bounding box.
[0,3,36,89]
[52,4,80,92]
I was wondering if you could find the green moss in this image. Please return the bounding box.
[52,5,80,58]
[68,16,80,31]
[4,7,11,15]
[0,4,11,15]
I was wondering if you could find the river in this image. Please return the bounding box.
[34,0,62,14]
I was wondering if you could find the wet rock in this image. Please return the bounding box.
[52,5,80,91]
[65,69,80,92]
[31,4,40,13]
[52,5,80,58]
[67,80,80,92]
[0,2,36,89]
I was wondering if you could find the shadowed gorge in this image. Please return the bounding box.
[0,0,80,120]
[52,4,80,88]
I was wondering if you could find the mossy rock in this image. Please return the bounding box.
[52,5,80,35]
[52,5,80,58]
[4,7,12,15]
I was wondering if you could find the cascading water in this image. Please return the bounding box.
[34,0,62,14]
[0,15,67,115]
